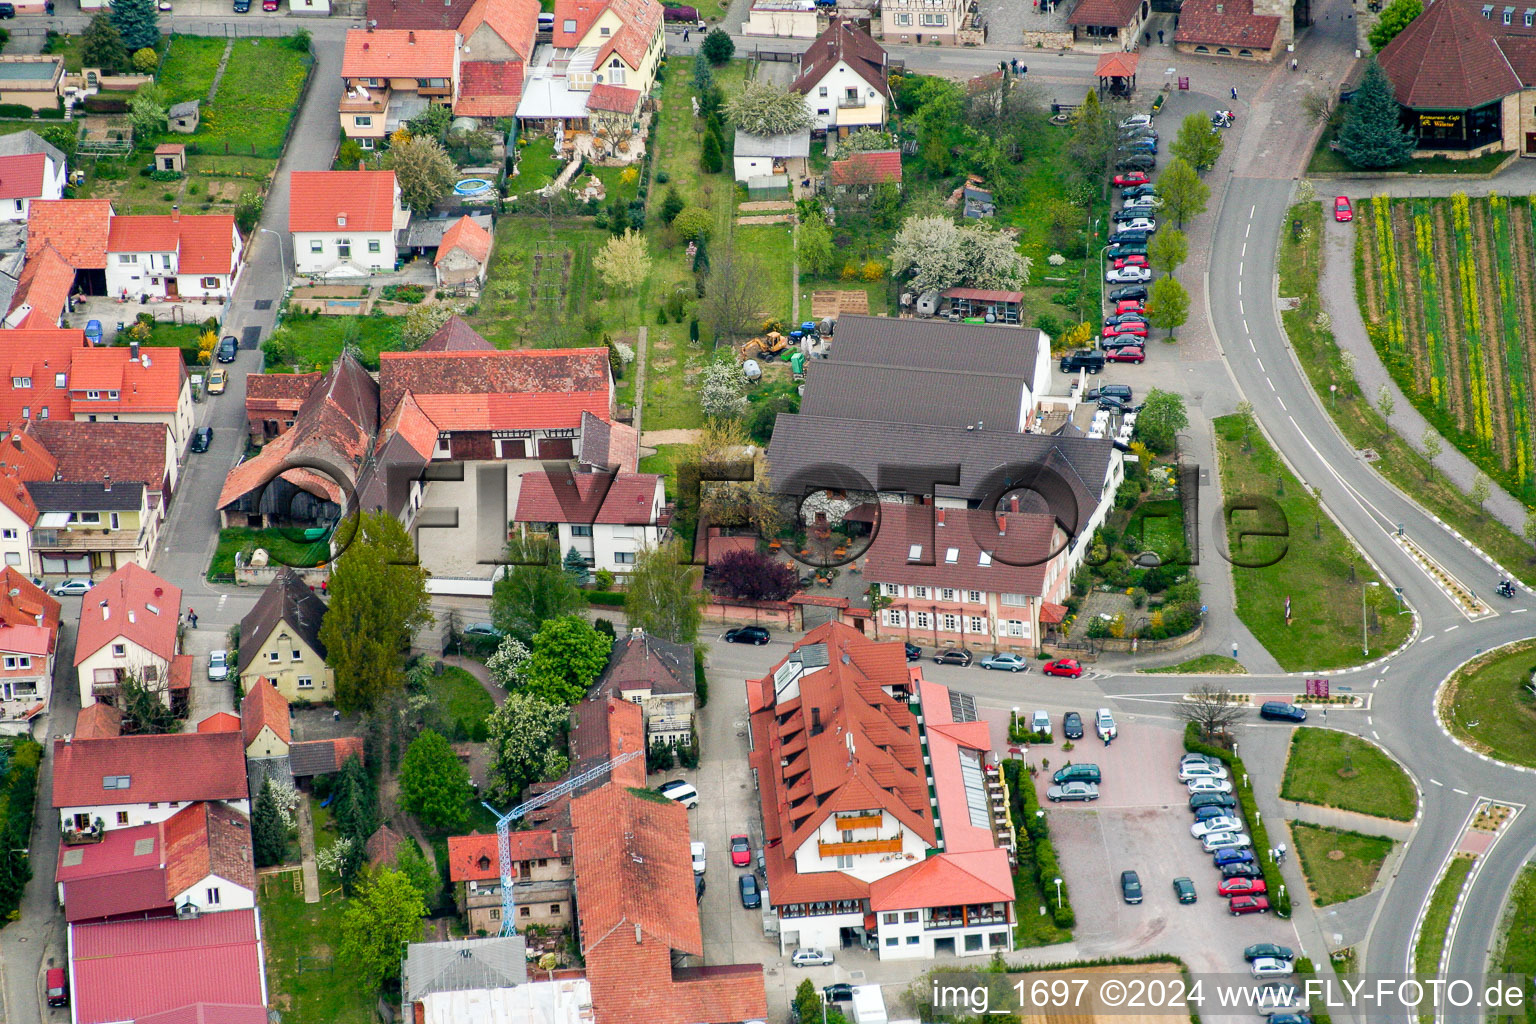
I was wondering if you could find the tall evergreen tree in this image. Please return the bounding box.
[1337,60,1416,169]
[253,777,288,868]
[81,14,130,75]
[108,0,160,53]
[562,546,592,586]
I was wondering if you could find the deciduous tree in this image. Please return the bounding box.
[406,103,453,141]
[109,0,159,53]
[840,127,895,153]
[1147,228,1188,277]
[401,302,465,350]
[1368,0,1422,51]
[318,511,433,714]
[889,216,1030,294]
[385,134,458,213]
[725,80,813,136]
[1421,428,1442,473]
[491,534,585,642]
[1170,112,1224,172]
[117,672,178,735]
[131,46,158,74]
[394,837,440,905]
[485,635,531,689]
[1157,158,1210,228]
[129,90,167,141]
[625,542,704,644]
[797,217,834,276]
[1135,389,1189,454]
[520,616,610,705]
[1471,473,1492,510]
[1337,60,1416,169]
[1146,275,1190,341]
[399,729,472,832]
[486,692,570,803]
[709,548,798,601]
[594,229,652,293]
[672,206,714,242]
[1177,683,1246,742]
[701,243,770,343]
[700,359,748,418]
[338,869,427,987]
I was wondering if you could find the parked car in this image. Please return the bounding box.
[1220,861,1265,879]
[1052,763,1101,785]
[1229,895,1271,916]
[1190,816,1242,838]
[52,579,92,596]
[724,626,770,645]
[1047,781,1100,802]
[1194,804,1235,822]
[1118,127,1158,144]
[1103,322,1149,339]
[1030,709,1052,735]
[1254,985,1306,1017]
[656,780,699,808]
[1109,229,1150,245]
[933,648,973,666]
[980,652,1029,672]
[730,834,752,867]
[1178,762,1230,782]
[1212,847,1255,866]
[1112,208,1151,224]
[1043,658,1083,678]
[792,948,834,967]
[216,336,238,363]
[823,984,854,1003]
[1115,154,1156,172]
[695,873,706,902]
[1104,347,1145,364]
[739,874,761,908]
[1096,708,1117,739]
[904,642,922,661]
[262,0,279,9]
[1063,711,1084,739]
[1123,195,1164,210]
[1181,752,1220,767]
[1220,877,1269,898]
[45,967,67,1008]
[1260,701,1308,723]
[234,0,251,10]
[190,427,213,453]
[1113,299,1146,314]
[1266,1015,1314,1024]
[1185,779,1234,798]
[1334,196,1353,222]
[1106,266,1152,284]
[1119,114,1153,130]
[691,841,707,874]
[1107,244,1149,260]
[1112,170,1150,186]
[1190,792,1238,811]
[207,650,229,682]
[1112,254,1149,270]
[1108,284,1148,302]
[84,320,103,345]
[1201,831,1253,852]
[1120,869,1143,904]
[1171,877,1197,904]
[1121,184,1159,199]
[1060,350,1106,373]
[1119,217,1157,234]
[0,3,16,17]
[1118,139,1158,155]
[1244,943,1295,963]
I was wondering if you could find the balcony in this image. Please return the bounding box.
[32,529,143,553]
[834,814,883,830]
[818,836,904,858]
[837,97,866,109]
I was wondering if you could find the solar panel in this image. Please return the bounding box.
[798,642,830,668]
[948,690,979,722]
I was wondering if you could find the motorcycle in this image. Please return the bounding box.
[1497,579,1517,598]
[1210,110,1235,129]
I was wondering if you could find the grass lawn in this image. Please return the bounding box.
[512,137,564,192]
[42,33,85,73]
[158,36,228,107]
[143,322,206,351]
[1012,866,1071,948]
[1290,822,1394,906]
[1308,121,1512,175]
[640,444,684,493]
[259,879,376,1024]
[208,526,331,579]
[1493,865,1536,1024]
[196,39,310,157]
[263,314,403,372]
[426,665,495,733]
[735,222,797,325]
[1280,727,1417,820]
[1213,413,1414,670]
[1441,639,1536,768]
[1141,654,1247,674]
[1415,854,1475,975]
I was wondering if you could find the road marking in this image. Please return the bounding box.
[1238,261,1244,275]
[1367,716,1373,725]
[1239,300,1245,315]
[1254,357,1263,372]
[1277,396,1287,411]
[1430,778,1444,786]
[1237,280,1242,295]
[1267,378,1275,391]
[1242,242,1247,258]
[1453,788,1468,795]
[1245,223,1252,238]
[1514,608,1529,614]
[1372,730,1380,739]
[1244,321,1251,335]
[1248,338,1256,352]
[1250,205,1256,217]
[1423,634,1436,642]
[1445,624,1459,632]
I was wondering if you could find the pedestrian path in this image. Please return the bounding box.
[1277,798,1416,841]
[296,792,320,904]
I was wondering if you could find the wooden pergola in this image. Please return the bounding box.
[1095,51,1139,96]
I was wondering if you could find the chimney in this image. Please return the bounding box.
[338,214,347,227]
[128,610,135,624]
[997,514,1007,536]
[103,472,111,492]
[130,339,140,363]
[408,30,416,42]
[1009,495,1019,512]
[171,205,179,224]
[935,508,945,526]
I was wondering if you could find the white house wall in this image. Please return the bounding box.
[293,230,397,275]
[172,873,256,914]
[789,810,929,884]
[76,637,170,709]
[59,798,251,833]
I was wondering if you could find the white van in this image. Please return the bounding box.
[657,779,699,808]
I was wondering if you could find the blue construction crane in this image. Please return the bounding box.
[481,748,643,936]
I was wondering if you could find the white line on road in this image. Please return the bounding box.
[1430,778,1444,786]
[1423,634,1436,642]
[1373,730,1380,739]
[1445,624,1459,631]
[1245,223,1251,238]
[1239,300,1245,315]
[1241,243,1247,258]
[1248,339,1256,352]
[1249,205,1256,217]
[1267,378,1275,391]
[1368,716,1373,726]
[1453,788,1469,795]
[1277,396,1287,411]
[1254,357,1263,372]
[1237,280,1242,295]
[1514,608,1529,614]
[1244,321,1251,335]
[1238,262,1244,276]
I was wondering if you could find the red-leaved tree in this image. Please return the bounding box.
[708,549,799,602]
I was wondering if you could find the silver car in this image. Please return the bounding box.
[1047,781,1100,802]
[207,650,229,682]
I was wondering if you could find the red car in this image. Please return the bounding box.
[730,834,751,867]
[1113,254,1148,270]
[1218,877,1268,898]
[1103,322,1148,339]
[263,0,279,8]
[1105,346,1144,364]
[1042,658,1082,678]
[1114,300,1145,314]
[1334,196,1352,222]
[1113,171,1150,187]
[1229,895,1271,916]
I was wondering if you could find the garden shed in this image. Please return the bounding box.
[168,99,200,134]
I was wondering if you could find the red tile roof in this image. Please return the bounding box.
[447,828,564,882]
[0,467,37,527]
[377,391,441,460]
[342,29,458,79]
[240,676,291,748]
[69,910,267,1024]
[568,697,647,785]
[455,60,525,117]
[245,372,321,416]
[162,802,257,898]
[0,565,59,634]
[458,0,540,59]
[8,244,76,328]
[792,19,891,99]
[591,0,664,72]
[288,171,399,234]
[28,419,168,491]
[67,345,187,414]
[369,0,478,30]
[421,316,495,352]
[434,215,493,265]
[1378,0,1524,108]
[829,150,902,186]
[861,504,1062,596]
[378,348,611,431]
[587,83,642,114]
[0,152,47,200]
[867,848,1013,910]
[1174,0,1281,50]
[0,428,56,480]
[73,701,122,739]
[1094,50,1140,76]
[551,0,606,45]
[196,712,242,734]
[27,199,113,269]
[52,731,248,809]
[73,563,181,666]
[0,328,89,428]
[1069,0,1142,27]
[514,470,661,525]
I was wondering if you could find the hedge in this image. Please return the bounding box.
[83,96,130,113]
[0,738,43,920]
[0,104,34,119]
[1003,758,1076,929]
[1183,723,1286,916]
[585,591,626,607]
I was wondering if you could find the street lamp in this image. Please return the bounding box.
[1053,877,1063,909]
[259,227,289,282]
[1361,581,1380,656]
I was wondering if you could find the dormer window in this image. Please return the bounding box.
[563,18,576,30]
[1483,4,1494,15]
[907,544,922,561]
[107,390,119,400]
[1505,5,1514,22]
[12,377,29,388]
[85,390,100,400]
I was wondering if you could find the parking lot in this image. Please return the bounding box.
[1028,720,1300,974]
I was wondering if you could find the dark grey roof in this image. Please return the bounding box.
[765,413,1115,526]
[404,936,528,1005]
[237,568,328,676]
[0,129,67,169]
[287,739,343,777]
[798,315,1044,430]
[25,480,144,511]
[421,315,495,352]
[167,99,200,118]
[590,630,695,699]
[405,214,492,249]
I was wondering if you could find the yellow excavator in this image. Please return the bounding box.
[741,332,790,360]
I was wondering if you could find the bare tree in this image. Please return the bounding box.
[1301,88,1334,125]
[1177,683,1247,743]
[700,242,769,345]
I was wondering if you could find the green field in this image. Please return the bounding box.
[261,314,404,373]
[196,39,310,156]
[1214,413,1414,670]
[1280,728,1418,821]
[1493,865,1536,1024]
[158,36,228,107]
[1441,639,1536,768]
[426,666,495,733]
[1290,823,1394,905]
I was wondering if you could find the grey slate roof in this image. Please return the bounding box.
[168,99,200,119]
[0,129,67,169]
[590,630,695,699]
[25,480,144,511]
[405,213,493,250]
[236,568,328,676]
[404,936,528,1005]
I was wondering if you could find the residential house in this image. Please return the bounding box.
[288,736,367,783]
[0,56,64,112]
[0,145,67,222]
[879,0,969,43]
[571,782,768,1024]
[1069,0,1151,51]
[0,330,89,426]
[4,244,75,328]
[26,478,160,577]
[101,210,244,302]
[0,568,59,734]
[747,623,1015,959]
[587,628,695,745]
[197,711,242,734]
[512,469,665,576]
[52,730,250,836]
[0,465,40,573]
[520,697,644,831]
[245,371,321,445]
[423,315,497,352]
[791,20,893,136]
[160,801,259,914]
[434,215,495,292]
[744,0,821,37]
[828,149,902,195]
[339,29,462,147]
[517,0,665,130]
[446,829,575,934]
[1174,0,1285,60]
[236,568,333,703]
[72,562,184,710]
[404,212,494,261]
[28,418,179,511]
[241,676,292,759]
[67,343,194,453]
[68,911,268,1024]
[0,131,69,216]
[368,0,479,29]
[404,936,594,1024]
[732,130,811,184]
[455,0,541,121]
[25,199,111,299]
[288,170,410,275]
